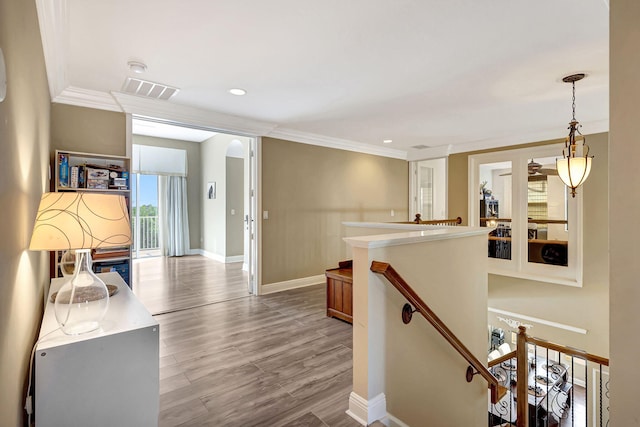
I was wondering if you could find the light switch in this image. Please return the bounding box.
[263,210,269,220]
[231,209,235,215]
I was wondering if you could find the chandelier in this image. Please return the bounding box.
[556,73,593,197]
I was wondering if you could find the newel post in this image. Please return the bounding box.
[516,326,529,427]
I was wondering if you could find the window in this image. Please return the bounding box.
[469,144,582,287]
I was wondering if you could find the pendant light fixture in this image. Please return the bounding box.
[556,73,593,197]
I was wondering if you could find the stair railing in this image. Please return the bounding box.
[370,261,506,404]
[394,214,462,226]
[514,326,609,427]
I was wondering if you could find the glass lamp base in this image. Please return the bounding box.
[54,249,109,335]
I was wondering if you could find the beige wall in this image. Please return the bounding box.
[0,0,51,424]
[51,104,126,156]
[448,133,609,356]
[133,135,202,250]
[201,133,251,258]
[226,157,244,257]
[609,2,639,423]
[261,137,409,285]
[351,233,488,426]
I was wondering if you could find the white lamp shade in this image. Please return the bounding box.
[30,192,131,251]
[556,156,592,189]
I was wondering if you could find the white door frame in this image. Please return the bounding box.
[247,137,261,295]
[127,114,261,295]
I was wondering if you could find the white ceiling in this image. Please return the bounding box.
[37,0,609,159]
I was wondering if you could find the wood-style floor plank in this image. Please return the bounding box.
[133,255,250,315]
[145,256,359,427]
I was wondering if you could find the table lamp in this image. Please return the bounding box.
[30,192,132,335]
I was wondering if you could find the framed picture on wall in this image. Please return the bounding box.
[207,182,216,199]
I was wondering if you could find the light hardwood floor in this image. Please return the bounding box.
[140,256,360,427]
[133,255,250,315]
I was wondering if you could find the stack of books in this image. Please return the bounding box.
[92,247,130,260]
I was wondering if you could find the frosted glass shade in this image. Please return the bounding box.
[556,156,592,196]
[30,192,131,251]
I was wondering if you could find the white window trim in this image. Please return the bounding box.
[468,144,583,287]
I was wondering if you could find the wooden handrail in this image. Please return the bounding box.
[395,214,462,225]
[488,350,517,368]
[526,335,609,366]
[370,261,506,404]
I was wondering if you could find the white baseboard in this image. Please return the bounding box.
[261,274,325,295]
[346,392,387,426]
[386,413,410,427]
[199,250,244,264]
[242,262,248,272]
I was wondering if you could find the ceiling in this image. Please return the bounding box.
[37,0,609,160]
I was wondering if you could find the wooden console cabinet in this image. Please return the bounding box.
[325,260,353,324]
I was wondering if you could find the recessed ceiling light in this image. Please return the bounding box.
[383,139,393,144]
[229,88,247,96]
[127,61,147,74]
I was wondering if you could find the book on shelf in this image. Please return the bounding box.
[92,247,130,259]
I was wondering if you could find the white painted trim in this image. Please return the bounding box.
[113,92,276,136]
[242,262,249,272]
[261,274,325,295]
[35,0,69,100]
[488,307,588,334]
[489,269,581,287]
[346,392,387,426]
[199,249,226,263]
[53,86,123,112]
[197,250,244,264]
[406,144,453,162]
[386,413,411,427]
[344,227,489,249]
[267,128,407,160]
[411,120,609,161]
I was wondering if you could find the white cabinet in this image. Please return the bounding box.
[35,272,159,427]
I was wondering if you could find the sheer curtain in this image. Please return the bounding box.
[159,175,190,256]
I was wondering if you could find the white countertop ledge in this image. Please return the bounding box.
[344,227,489,249]
[342,221,445,230]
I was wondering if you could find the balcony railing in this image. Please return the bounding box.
[132,215,159,252]
[488,326,609,427]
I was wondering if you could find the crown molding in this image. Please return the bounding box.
[267,128,408,160]
[111,92,277,136]
[53,86,122,112]
[408,119,609,161]
[48,86,409,158]
[406,144,453,161]
[449,119,609,156]
[36,0,69,100]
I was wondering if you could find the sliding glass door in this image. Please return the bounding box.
[131,173,160,258]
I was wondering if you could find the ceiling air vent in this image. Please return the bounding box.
[122,77,179,100]
[411,144,430,150]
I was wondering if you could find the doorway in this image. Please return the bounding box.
[129,117,259,312]
[131,173,160,259]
